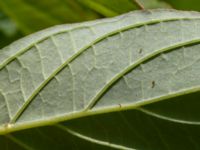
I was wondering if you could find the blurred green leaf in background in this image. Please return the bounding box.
[0,10,22,48]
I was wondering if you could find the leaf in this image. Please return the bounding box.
[1,9,200,149]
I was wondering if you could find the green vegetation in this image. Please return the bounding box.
[1,1,200,149]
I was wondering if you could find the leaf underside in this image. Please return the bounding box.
[1,9,200,149]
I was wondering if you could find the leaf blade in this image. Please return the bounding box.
[1,10,200,142]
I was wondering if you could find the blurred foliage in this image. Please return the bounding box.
[0,11,22,48]
[77,0,138,17]
[0,11,17,36]
[140,0,171,9]
[0,0,99,34]
[0,0,199,49]
[163,0,200,11]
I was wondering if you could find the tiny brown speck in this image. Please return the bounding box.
[151,81,155,88]
[139,48,143,54]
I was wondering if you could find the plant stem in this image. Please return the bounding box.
[133,0,145,10]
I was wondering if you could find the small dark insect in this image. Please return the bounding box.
[118,104,122,108]
[139,48,143,54]
[151,81,155,88]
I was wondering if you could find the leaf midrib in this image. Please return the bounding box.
[1,85,200,135]
[9,17,200,124]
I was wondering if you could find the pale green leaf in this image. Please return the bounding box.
[1,9,200,149]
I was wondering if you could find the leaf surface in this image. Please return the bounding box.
[1,9,200,149]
